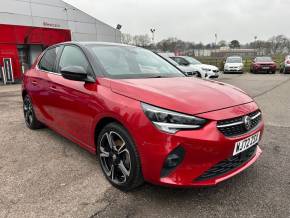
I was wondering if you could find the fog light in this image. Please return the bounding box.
[161,146,185,177]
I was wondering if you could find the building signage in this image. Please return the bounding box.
[43,22,61,28]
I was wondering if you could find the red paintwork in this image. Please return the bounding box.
[110,77,254,115]
[251,60,277,73]
[23,57,264,187]
[0,24,71,80]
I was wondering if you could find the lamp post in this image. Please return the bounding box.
[214,33,218,66]
[150,28,156,43]
[115,24,122,43]
[254,36,258,55]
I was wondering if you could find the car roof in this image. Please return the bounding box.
[53,41,136,48]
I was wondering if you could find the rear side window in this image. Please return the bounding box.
[58,46,91,73]
[38,47,60,72]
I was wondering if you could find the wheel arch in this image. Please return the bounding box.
[93,116,128,150]
[22,89,27,99]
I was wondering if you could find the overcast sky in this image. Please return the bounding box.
[64,0,289,44]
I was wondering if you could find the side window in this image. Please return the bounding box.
[38,47,60,72]
[59,46,91,73]
[179,58,189,66]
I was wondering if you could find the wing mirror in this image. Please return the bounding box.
[61,66,92,82]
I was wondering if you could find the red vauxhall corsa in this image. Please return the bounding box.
[22,42,264,191]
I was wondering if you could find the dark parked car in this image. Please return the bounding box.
[250,57,276,74]
[280,55,290,74]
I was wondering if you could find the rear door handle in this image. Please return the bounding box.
[31,80,38,86]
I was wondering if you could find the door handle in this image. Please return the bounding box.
[31,80,38,86]
[50,85,57,91]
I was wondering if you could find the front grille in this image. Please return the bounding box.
[196,145,257,181]
[217,110,262,137]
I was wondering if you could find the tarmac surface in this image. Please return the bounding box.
[0,73,289,218]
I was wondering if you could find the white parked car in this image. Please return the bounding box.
[224,56,244,74]
[163,57,197,77]
[170,56,219,79]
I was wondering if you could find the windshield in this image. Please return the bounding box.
[226,57,242,63]
[256,57,273,62]
[87,45,184,79]
[165,57,179,66]
[183,57,201,65]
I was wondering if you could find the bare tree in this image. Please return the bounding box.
[132,34,151,47]
[268,35,290,54]
[121,33,133,45]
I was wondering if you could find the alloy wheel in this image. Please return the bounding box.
[99,131,131,184]
[23,96,34,127]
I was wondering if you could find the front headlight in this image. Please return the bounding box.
[141,103,208,134]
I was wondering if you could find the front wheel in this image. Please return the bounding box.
[97,122,144,191]
[23,95,44,129]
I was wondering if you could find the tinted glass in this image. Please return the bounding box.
[256,57,273,62]
[165,57,179,66]
[226,57,242,63]
[88,45,184,79]
[38,47,60,72]
[183,57,201,65]
[171,57,189,66]
[59,46,91,73]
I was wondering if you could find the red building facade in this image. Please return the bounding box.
[0,24,71,82]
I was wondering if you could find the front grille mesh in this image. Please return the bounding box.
[196,145,257,181]
[217,110,262,137]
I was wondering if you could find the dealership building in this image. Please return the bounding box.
[0,0,121,83]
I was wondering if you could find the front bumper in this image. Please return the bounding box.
[283,65,290,73]
[254,66,276,72]
[206,71,219,78]
[224,69,243,73]
[135,101,263,187]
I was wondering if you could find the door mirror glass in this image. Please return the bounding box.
[61,66,88,81]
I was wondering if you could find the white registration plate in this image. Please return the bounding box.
[262,66,270,70]
[233,132,260,156]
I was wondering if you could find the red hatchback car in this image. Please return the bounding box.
[250,56,277,74]
[22,42,264,191]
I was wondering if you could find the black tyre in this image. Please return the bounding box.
[196,72,202,78]
[23,95,44,129]
[271,71,276,74]
[97,122,144,191]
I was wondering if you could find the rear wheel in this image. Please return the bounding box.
[23,95,44,129]
[97,122,144,191]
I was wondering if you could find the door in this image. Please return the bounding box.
[30,46,61,124]
[48,45,96,145]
